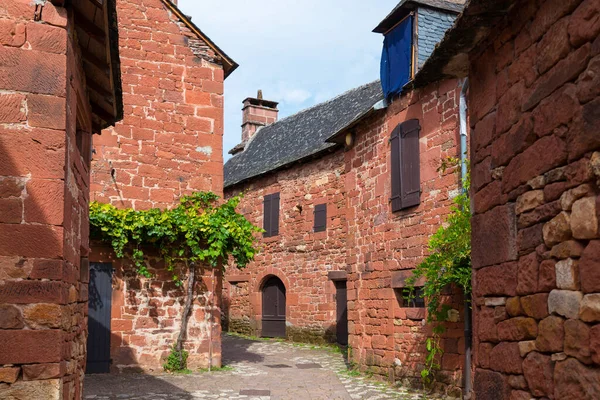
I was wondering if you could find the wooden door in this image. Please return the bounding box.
[335,280,348,345]
[262,277,286,338]
[86,263,113,373]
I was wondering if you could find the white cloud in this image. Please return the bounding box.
[177,0,399,160]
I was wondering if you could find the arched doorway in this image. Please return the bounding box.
[261,276,286,338]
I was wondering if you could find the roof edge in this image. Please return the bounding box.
[160,0,239,79]
[224,144,342,189]
[373,0,463,33]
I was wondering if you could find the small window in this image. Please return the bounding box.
[399,287,425,308]
[313,203,327,232]
[263,192,280,237]
[390,119,421,212]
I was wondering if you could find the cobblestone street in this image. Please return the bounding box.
[84,334,432,400]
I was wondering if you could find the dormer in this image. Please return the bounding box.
[374,0,465,99]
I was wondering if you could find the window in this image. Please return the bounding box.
[313,203,327,232]
[380,14,414,99]
[263,192,280,237]
[399,287,426,308]
[390,119,421,212]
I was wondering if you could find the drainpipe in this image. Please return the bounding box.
[459,77,472,399]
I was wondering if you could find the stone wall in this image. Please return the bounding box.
[0,2,94,398]
[344,79,464,396]
[90,246,222,372]
[91,0,224,209]
[89,0,226,372]
[470,0,600,398]
[224,151,347,343]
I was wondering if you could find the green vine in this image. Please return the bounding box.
[89,192,261,281]
[405,158,471,385]
[90,192,261,371]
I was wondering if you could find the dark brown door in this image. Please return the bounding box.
[335,280,348,345]
[262,277,286,338]
[86,263,113,373]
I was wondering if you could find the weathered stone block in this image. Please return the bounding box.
[571,197,598,239]
[518,340,537,357]
[517,253,539,295]
[538,259,557,292]
[579,294,600,322]
[560,184,594,211]
[550,240,585,259]
[497,317,538,341]
[0,304,23,329]
[506,297,524,317]
[579,240,600,293]
[591,325,600,364]
[564,319,592,363]
[548,289,583,318]
[0,367,19,384]
[22,362,64,381]
[554,357,600,399]
[490,342,523,374]
[543,211,572,247]
[536,315,565,352]
[475,263,518,297]
[520,293,549,319]
[0,330,63,364]
[555,258,579,290]
[23,303,62,329]
[516,190,545,215]
[523,351,554,397]
[473,369,510,400]
[472,204,518,269]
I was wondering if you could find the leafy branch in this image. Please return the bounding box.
[89,192,261,371]
[405,158,471,385]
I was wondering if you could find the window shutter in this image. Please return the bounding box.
[263,195,272,237]
[314,203,327,232]
[400,119,421,208]
[390,124,402,212]
[270,193,280,236]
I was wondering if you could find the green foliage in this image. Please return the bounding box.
[405,157,471,386]
[163,345,189,372]
[89,192,262,281]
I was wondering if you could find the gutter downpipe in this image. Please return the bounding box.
[460,77,472,399]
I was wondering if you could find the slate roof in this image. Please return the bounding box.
[224,81,383,188]
[373,0,465,33]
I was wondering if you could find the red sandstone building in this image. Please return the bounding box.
[88,0,236,373]
[0,0,123,397]
[223,1,467,395]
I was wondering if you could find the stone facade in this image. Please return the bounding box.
[224,151,347,343]
[224,78,465,396]
[470,0,600,398]
[344,79,465,396]
[89,0,228,372]
[0,1,108,398]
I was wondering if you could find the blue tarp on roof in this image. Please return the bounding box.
[380,15,413,99]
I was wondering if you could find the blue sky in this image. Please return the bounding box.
[178,0,399,160]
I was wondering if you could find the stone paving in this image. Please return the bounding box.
[84,334,434,400]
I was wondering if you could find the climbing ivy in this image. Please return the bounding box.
[89,192,261,280]
[405,158,471,385]
[90,192,261,371]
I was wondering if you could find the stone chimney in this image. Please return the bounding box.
[241,90,278,142]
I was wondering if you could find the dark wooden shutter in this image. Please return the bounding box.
[263,195,272,237]
[400,119,421,208]
[390,124,403,212]
[270,193,280,236]
[314,203,327,232]
[390,119,421,212]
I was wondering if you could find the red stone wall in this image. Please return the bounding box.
[344,79,464,396]
[89,0,226,371]
[470,0,600,398]
[90,246,222,372]
[0,2,94,398]
[224,79,464,395]
[224,151,347,342]
[91,0,224,209]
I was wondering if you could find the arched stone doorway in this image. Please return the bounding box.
[261,276,286,338]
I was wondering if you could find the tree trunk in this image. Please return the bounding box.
[176,261,195,368]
